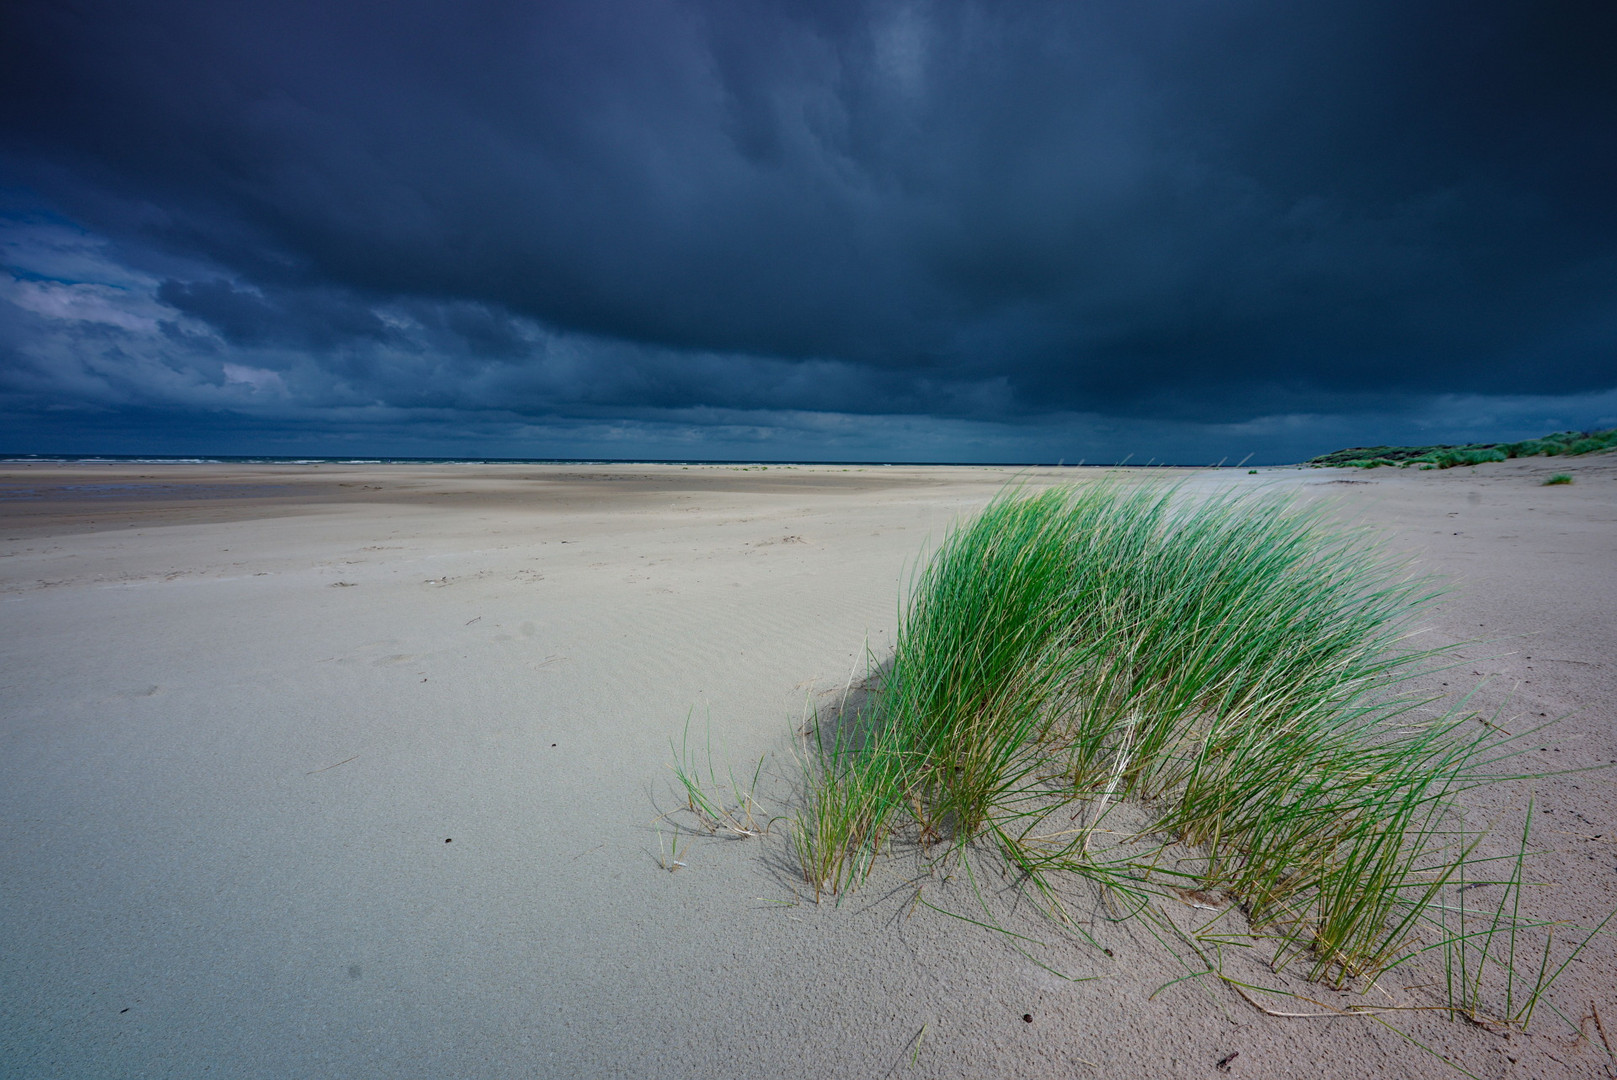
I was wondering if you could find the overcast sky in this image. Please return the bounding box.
[2,0,1614,462]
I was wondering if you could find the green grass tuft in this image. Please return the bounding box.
[670,711,771,838]
[792,481,1601,1024]
[1543,474,1573,486]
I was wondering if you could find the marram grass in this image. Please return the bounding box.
[792,481,1590,1012]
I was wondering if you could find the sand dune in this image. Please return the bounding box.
[2,458,1613,1078]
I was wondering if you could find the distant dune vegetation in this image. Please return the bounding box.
[1309,427,1617,469]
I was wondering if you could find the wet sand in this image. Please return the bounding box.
[2,457,1613,1078]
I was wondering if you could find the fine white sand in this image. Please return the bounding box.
[2,458,1613,1078]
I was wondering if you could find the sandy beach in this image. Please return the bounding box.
[2,457,1613,1078]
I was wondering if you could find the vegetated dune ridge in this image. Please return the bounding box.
[0,455,1612,1078]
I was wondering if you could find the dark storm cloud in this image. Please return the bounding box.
[1,0,1614,440]
[156,279,394,351]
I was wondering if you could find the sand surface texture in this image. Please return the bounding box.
[2,459,1614,1078]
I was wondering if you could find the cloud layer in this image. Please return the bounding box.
[2,0,1614,459]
